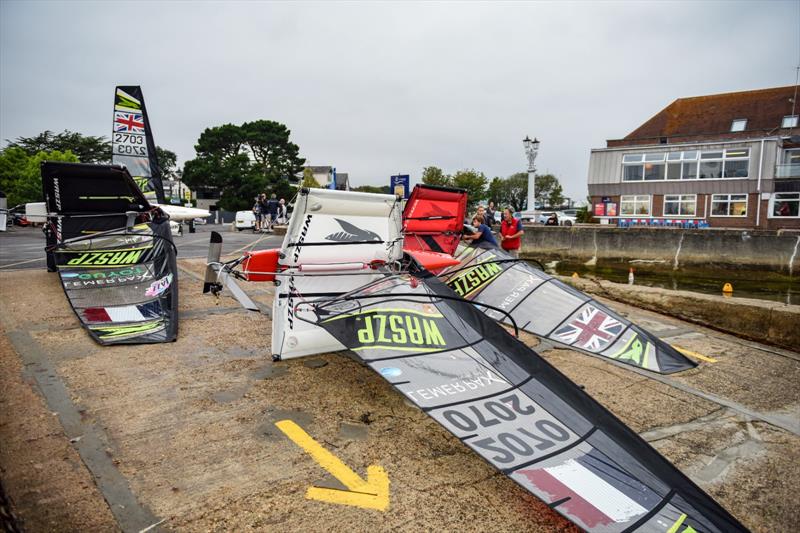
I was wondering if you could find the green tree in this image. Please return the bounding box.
[0,147,79,206]
[241,120,305,182]
[7,130,111,163]
[487,173,528,212]
[535,173,564,208]
[421,166,451,187]
[155,146,178,180]
[353,185,391,194]
[301,167,322,188]
[452,169,487,209]
[182,121,305,211]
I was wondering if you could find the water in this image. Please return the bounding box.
[543,259,799,306]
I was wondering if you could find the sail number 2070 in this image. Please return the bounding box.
[439,393,572,465]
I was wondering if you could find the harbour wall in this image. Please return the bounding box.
[520,225,800,274]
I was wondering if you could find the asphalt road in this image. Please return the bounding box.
[0,224,284,270]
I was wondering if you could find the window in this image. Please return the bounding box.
[623,165,644,181]
[730,119,747,132]
[621,148,748,181]
[782,115,799,128]
[699,160,722,179]
[711,194,748,217]
[664,194,696,216]
[620,195,650,215]
[644,162,665,180]
[771,193,800,217]
[667,162,682,180]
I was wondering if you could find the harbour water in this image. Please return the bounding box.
[541,259,799,306]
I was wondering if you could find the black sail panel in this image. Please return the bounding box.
[310,274,746,533]
[42,162,178,345]
[439,246,695,374]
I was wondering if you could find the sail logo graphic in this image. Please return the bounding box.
[554,306,623,352]
[354,310,446,351]
[114,112,145,133]
[448,257,503,297]
[325,218,382,242]
[65,250,145,266]
[115,89,142,111]
[379,367,403,378]
[145,274,173,297]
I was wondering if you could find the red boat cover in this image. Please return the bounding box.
[402,184,467,256]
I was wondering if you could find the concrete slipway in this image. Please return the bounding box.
[1,258,798,532]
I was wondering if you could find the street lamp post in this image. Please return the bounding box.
[523,136,540,214]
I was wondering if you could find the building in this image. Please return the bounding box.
[588,86,800,229]
[162,179,194,204]
[304,166,350,191]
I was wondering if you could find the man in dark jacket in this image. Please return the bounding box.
[265,194,279,231]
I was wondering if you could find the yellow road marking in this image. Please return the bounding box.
[672,345,718,363]
[275,419,389,511]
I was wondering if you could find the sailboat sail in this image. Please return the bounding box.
[310,273,746,532]
[270,187,403,360]
[439,245,696,374]
[397,186,694,374]
[42,162,179,345]
[112,86,165,204]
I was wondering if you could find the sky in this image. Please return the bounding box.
[1,0,799,201]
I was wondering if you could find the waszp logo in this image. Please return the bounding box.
[448,258,503,297]
[325,218,381,242]
[292,214,312,263]
[356,311,446,350]
[66,250,144,266]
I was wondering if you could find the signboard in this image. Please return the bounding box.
[601,196,611,203]
[390,175,410,199]
[594,203,606,216]
[329,168,337,190]
[606,202,617,216]
[184,189,191,201]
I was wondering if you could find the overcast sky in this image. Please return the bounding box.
[1,1,798,201]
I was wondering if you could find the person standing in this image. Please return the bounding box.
[253,195,264,232]
[485,201,496,229]
[265,193,279,231]
[499,207,524,258]
[277,198,288,224]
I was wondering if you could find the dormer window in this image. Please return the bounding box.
[730,118,747,132]
[782,115,799,128]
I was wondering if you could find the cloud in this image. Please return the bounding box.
[2,0,797,200]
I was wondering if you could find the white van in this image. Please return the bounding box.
[234,210,256,231]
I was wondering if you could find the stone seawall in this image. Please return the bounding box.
[521,225,800,273]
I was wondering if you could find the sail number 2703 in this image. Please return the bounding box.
[113,133,148,156]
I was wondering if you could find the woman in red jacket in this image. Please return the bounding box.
[499,208,524,258]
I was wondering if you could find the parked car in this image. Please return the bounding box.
[234,210,256,231]
[8,205,29,227]
[537,211,577,226]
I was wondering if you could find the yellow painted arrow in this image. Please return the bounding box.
[275,419,390,511]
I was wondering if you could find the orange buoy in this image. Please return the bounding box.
[722,282,733,294]
[572,272,579,279]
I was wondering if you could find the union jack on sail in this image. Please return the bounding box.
[114,112,145,133]
[554,305,623,351]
